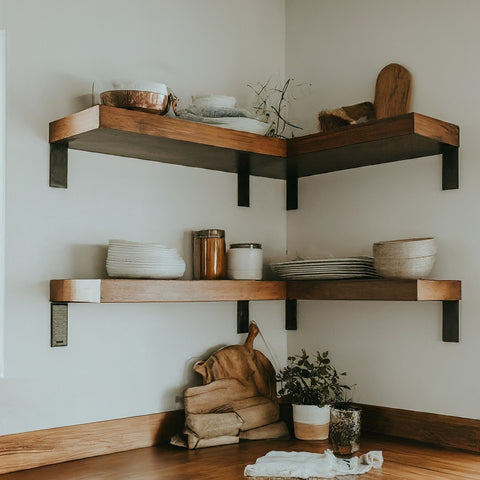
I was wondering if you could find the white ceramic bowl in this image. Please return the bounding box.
[191,95,237,109]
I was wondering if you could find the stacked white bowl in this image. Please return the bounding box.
[373,237,436,279]
[106,239,185,279]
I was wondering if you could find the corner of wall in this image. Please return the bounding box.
[0,29,5,377]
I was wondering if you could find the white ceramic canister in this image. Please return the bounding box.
[227,243,263,280]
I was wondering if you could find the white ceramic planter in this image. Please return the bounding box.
[292,404,331,440]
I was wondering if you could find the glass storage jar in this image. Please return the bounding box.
[227,243,263,280]
[192,229,226,280]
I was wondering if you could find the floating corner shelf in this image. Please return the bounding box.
[49,107,460,210]
[50,278,461,345]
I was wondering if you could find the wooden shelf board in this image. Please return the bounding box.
[49,107,459,180]
[50,279,287,303]
[287,279,462,301]
[286,113,459,178]
[50,278,461,303]
[49,105,287,179]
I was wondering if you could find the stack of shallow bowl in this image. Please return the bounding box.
[106,239,185,279]
[373,237,436,279]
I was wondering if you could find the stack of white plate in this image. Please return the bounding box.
[270,256,381,280]
[106,239,185,279]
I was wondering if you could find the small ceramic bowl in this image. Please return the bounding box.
[191,95,236,109]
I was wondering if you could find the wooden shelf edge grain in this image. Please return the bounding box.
[49,105,287,158]
[286,279,462,301]
[50,279,287,303]
[49,108,459,182]
[50,278,461,303]
[286,112,459,157]
[49,106,101,144]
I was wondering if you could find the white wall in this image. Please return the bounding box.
[0,28,5,377]
[286,0,480,418]
[0,0,287,435]
[2,0,479,437]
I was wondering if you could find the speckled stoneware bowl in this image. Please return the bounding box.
[373,237,437,279]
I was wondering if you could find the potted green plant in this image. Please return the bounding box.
[276,349,350,440]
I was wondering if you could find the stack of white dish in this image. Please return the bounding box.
[178,95,272,135]
[270,257,380,280]
[106,239,185,279]
[373,237,436,279]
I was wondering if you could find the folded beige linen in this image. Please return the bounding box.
[244,449,383,478]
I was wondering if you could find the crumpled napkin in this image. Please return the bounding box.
[244,449,383,479]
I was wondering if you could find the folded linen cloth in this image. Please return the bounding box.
[244,449,383,479]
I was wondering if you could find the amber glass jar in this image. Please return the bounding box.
[192,229,226,280]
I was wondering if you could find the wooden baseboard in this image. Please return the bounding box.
[361,404,480,453]
[1,404,479,474]
[281,402,480,453]
[0,410,184,475]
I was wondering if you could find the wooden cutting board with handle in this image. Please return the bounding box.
[374,63,412,119]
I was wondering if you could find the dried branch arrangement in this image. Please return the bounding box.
[248,78,308,138]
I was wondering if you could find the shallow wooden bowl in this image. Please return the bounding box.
[100,90,170,115]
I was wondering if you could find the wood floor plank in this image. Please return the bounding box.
[1,436,479,479]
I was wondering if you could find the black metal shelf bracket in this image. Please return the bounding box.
[442,145,459,190]
[286,158,298,210]
[442,300,459,342]
[285,299,297,330]
[51,302,68,347]
[50,143,68,188]
[286,176,298,211]
[237,153,250,207]
[237,301,250,333]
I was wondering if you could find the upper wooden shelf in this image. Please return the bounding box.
[49,106,459,190]
[50,278,461,303]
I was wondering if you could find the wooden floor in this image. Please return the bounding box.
[1,435,479,479]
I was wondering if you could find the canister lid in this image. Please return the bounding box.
[193,229,225,238]
[229,243,262,249]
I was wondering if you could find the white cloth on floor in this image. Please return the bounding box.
[244,449,383,479]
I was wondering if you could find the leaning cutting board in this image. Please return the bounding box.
[374,63,412,119]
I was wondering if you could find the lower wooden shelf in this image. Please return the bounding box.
[50,279,287,303]
[50,278,461,303]
[49,278,461,344]
[287,278,461,301]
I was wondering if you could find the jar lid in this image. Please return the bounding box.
[193,229,225,238]
[230,243,262,249]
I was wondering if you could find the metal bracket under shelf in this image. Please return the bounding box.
[442,145,459,190]
[237,153,250,207]
[51,301,255,345]
[283,299,460,342]
[442,300,459,342]
[50,144,254,207]
[51,302,68,347]
[50,143,68,188]
[237,301,250,333]
[50,143,459,207]
[285,299,297,330]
